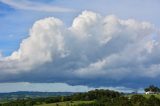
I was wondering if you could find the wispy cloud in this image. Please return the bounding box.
[0,0,75,12]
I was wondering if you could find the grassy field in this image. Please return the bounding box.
[127,94,160,99]
[35,101,93,106]
[143,94,160,99]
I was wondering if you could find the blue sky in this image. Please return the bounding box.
[0,0,160,92]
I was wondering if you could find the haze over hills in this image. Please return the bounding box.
[0,91,74,101]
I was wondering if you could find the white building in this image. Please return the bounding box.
[145,91,155,94]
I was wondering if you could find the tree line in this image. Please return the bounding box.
[0,89,160,106]
[144,85,160,93]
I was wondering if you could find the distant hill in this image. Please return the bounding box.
[0,91,74,101]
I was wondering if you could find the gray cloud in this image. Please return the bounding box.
[0,11,160,88]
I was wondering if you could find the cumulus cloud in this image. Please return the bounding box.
[0,11,160,88]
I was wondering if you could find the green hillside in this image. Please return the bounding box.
[143,94,160,99]
[2,89,160,106]
[35,101,93,106]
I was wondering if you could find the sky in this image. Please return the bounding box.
[0,0,160,92]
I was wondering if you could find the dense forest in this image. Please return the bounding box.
[0,89,160,106]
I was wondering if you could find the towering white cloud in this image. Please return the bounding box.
[2,17,68,73]
[0,11,160,87]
